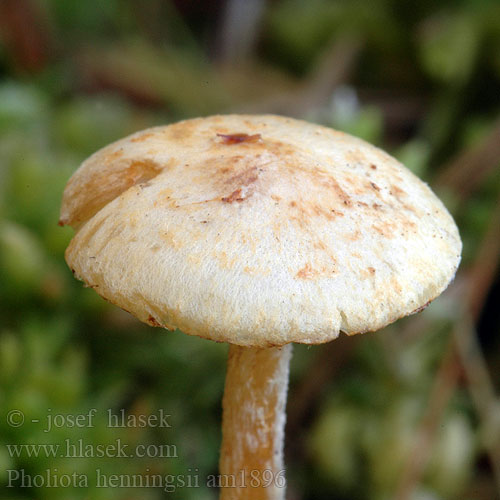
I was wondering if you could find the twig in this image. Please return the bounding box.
[286,335,359,455]
[393,344,461,500]
[235,34,363,117]
[453,314,500,491]
[394,193,500,499]
[0,0,51,73]
[215,0,267,63]
[465,197,500,320]
[454,196,500,493]
[435,117,500,204]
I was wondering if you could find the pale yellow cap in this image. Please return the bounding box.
[60,114,461,347]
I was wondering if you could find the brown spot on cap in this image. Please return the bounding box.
[296,263,318,280]
[104,149,124,163]
[225,166,259,187]
[391,184,406,198]
[147,315,162,327]
[346,230,361,241]
[217,133,261,145]
[411,300,432,315]
[222,189,244,203]
[295,261,335,280]
[318,175,351,206]
[372,222,397,238]
[130,132,156,143]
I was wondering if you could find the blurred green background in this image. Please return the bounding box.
[1,0,500,499]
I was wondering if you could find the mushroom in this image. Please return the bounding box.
[59,115,461,499]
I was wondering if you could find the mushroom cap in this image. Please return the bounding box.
[60,114,461,347]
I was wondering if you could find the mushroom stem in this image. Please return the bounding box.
[220,344,293,500]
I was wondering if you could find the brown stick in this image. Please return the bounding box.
[453,315,500,490]
[394,194,500,499]
[435,117,500,204]
[235,34,363,117]
[0,0,51,73]
[287,334,359,439]
[393,344,461,500]
[220,344,292,500]
[465,197,500,320]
